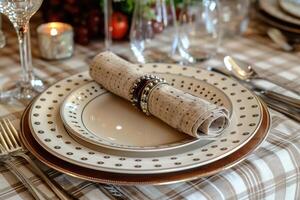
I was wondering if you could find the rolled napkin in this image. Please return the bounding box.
[90,51,229,139]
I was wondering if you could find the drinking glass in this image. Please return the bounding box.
[219,0,250,37]
[0,0,44,102]
[0,14,5,48]
[177,0,220,63]
[104,0,112,50]
[130,0,178,63]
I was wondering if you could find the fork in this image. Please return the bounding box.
[0,118,73,200]
[0,142,47,200]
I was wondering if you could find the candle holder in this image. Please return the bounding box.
[37,22,74,60]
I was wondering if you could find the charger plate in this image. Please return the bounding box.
[21,98,270,185]
[29,65,264,174]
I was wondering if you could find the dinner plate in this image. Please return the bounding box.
[258,10,300,34]
[29,64,264,174]
[259,0,300,26]
[279,0,300,19]
[60,78,232,152]
[21,99,271,185]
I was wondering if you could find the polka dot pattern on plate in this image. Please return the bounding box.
[29,64,262,174]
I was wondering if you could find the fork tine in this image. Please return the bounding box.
[0,126,9,150]
[0,121,13,150]
[0,142,6,154]
[3,119,20,147]
[6,119,19,139]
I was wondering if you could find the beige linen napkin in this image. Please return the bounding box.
[90,51,229,139]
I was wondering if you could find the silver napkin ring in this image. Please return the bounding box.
[129,75,154,108]
[140,78,166,116]
[129,74,166,113]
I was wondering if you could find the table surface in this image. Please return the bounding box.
[0,18,300,200]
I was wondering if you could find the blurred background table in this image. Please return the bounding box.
[0,4,300,200]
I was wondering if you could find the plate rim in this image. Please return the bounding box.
[20,98,271,185]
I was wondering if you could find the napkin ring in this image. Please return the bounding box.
[140,79,166,116]
[130,75,155,108]
[129,75,164,110]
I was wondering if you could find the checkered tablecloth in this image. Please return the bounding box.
[0,18,300,200]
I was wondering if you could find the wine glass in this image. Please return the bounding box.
[177,0,221,64]
[0,14,5,48]
[130,0,178,63]
[219,0,250,38]
[0,0,44,102]
[104,0,112,50]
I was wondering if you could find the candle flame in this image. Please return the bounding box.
[50,28,58,36]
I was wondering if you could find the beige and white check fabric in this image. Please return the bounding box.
[0,19,300,199]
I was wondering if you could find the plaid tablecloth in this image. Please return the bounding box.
[0,19,300,200]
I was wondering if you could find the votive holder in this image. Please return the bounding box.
[37,22,74,60]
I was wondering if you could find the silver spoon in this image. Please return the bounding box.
[224,56,300,109]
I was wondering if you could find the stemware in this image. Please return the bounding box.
[177,0,221,63]
[219,0,250,37]
[0,14,5,48]
[0,0,44,102]
[130,0,178,63]
[104,0,112,50]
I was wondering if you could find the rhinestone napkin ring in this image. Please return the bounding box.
[129,75,166,114]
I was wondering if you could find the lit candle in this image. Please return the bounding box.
[37,22,74,60]
[50,28,58,36]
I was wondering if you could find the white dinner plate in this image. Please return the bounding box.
[259,0,300,26]
[29,64,263,174]
[60,77,232,152]
[279,0,300,19]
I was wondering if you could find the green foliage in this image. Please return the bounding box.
[99,0,134,14]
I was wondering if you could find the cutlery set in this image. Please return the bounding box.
[0,119,72,200]
[207,56,300,122]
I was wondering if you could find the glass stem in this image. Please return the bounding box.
[0,14,2,30]
[16,23,34,85]
[26,26,33,72]
[104,0,112,50]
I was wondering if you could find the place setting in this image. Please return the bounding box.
[18,51,270,186]
[0,0,299,199]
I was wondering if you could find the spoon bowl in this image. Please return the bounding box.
[224,56,300,96]
[223,56,300,110]
[223,56,255,81]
